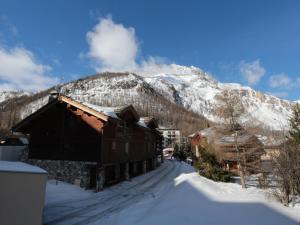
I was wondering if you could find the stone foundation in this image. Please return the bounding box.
[20,148,160,190]
[20,148,95,189]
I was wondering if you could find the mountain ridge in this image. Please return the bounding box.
[0,64,295,132]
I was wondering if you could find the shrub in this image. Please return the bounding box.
[194,147,232,182]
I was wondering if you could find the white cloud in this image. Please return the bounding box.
[85,17,203,77]
[0,47,59,91]
[239,60,265,85]
[86,16,138,72]
[269,73,292,88]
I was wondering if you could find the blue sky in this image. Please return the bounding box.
[0,0,300,100]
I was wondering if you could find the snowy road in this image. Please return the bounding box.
[44,160,300,225]
[44,160,182,225]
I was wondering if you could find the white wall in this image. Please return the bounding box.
[0,171,47,225]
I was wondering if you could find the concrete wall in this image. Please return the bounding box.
[0,171,47,225]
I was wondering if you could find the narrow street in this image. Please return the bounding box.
[43,160,183,225]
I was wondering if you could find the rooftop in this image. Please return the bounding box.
[0,161,47,174]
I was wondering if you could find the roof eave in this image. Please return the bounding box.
[59,96,109,122]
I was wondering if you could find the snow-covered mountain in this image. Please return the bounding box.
[140,65,293,130]
[0,91,30,103]
[8,64,294,131]
[52,64,292,130]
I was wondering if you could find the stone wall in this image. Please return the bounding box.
[20,147,95,188]
[20,148,160,190]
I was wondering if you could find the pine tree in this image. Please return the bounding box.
[287,103,300,196]
[272,103,300,205]
[288,103,300,144]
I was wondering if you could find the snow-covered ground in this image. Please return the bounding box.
[44,160,300,225]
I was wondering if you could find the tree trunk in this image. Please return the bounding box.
[239,163,246,188]
[283,186,290,206]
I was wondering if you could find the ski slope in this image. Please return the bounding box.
[44,160,300,225]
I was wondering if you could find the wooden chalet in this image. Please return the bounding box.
[189,126,264,174]
[12,94,163,190]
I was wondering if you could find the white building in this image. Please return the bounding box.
[159,128,181,147]
[0,161,47,225]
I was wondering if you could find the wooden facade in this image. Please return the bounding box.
[13,95,163,190]
[189,126,264,174]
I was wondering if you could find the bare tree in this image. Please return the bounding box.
[217,90,264,188]
[218,90,245,130]
[219,91,247,187]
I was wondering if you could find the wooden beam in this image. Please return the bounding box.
[68,107,104,133]
[59,95,109,122]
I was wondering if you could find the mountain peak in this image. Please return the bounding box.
[134,63,206,76]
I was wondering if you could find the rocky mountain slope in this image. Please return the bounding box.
[56,64,293,130]
[0,91,30,103]
[1,64,295,133]
[140,65,293,130]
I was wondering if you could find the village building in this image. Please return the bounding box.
[12,94,163,190]
[255,134,283,172]
[162,148,174,159]
[189,126,264,174]
[159,127,181,148]
[0,133,28,161]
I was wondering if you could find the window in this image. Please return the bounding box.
[125,142,129,154]
[112,141,116,150]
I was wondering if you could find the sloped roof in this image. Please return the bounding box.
[80,102,119,119]
[13,95,152,131]
[139,117,158,128]
[113,105,140,123]
[192,126,263,148]
[59,96,110,121]
[188,131,201,138]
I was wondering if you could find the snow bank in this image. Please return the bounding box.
[44,161,300,225]
[114,164,300,225]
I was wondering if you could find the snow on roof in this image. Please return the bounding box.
[198,126,261,147]
[137,118,149,128]
[19,137,29,145]
[188,131,201,138]
[0,161,47,174]
[80,101,150,129]
[218,134,253,145]
[80,102,119,119]
[255,134,285,147]
[137,120,148,128]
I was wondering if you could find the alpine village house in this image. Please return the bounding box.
[189,125,264,174]
[12,93,163,191]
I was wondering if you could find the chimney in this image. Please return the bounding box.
[48,90,59,102]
